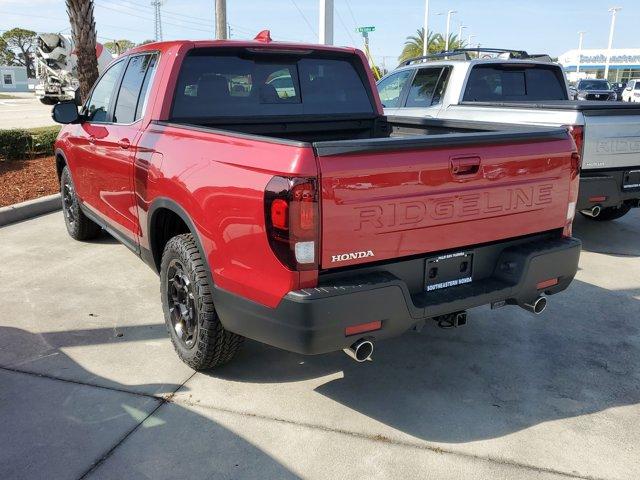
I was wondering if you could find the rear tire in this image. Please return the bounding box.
[60,166,102,240]
[39,97,57,105]
[160,233,243,370]
[581,204,631,221]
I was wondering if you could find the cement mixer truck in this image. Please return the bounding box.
[34,33,115,105]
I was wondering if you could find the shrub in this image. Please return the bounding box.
[30,126,61,156]
[0,126,61,161]
[0,129,32,161]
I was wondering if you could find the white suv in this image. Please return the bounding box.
[622,79,640,102]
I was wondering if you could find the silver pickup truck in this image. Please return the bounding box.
[378,49,640,221]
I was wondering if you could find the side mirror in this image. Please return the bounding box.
[52,101,81,124]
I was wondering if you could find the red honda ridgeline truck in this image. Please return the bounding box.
[52,35,581,369]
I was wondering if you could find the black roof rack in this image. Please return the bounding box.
[399,48,552,67]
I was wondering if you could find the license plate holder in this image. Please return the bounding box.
[623,170,640,190]
[425,252,474,292]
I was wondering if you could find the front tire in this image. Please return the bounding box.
[581,204,631,221]
[160,233,243,370]
[60,166,102,240]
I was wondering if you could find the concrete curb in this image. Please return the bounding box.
[0,194,61,227]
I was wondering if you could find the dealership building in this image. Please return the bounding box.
[558,48,640,83]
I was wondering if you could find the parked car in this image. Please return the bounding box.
[52,37,581,370]
[622,79,640,102]
[377,48,640,221]
[611,82,626,101]
[571,79,617,101]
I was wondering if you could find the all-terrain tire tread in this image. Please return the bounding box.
[161,233,243,370]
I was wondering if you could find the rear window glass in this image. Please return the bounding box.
[171,50,374,118]
[463,65,567,102]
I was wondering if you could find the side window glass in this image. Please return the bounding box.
[377,70,412,108]
[135,55,158,120]
[266,68,297,101]
[405,68,443,108]
[85,60,125,122]
[114,54,157,124]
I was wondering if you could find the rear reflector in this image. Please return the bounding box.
[588,195,607,203]
[536,278,559,290]
[345,321,382,337]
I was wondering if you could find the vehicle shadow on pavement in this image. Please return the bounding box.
[573,209,640,256]
[0,326,298,480]
[214,277,640,444]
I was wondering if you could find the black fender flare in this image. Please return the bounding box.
[146,198,214,285]
[54,148,68,181]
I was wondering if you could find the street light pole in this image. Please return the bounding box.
[604,7,622,80]
[458,24,466,42]
[445,10,457,51]
[422,0,429,56]
[468,34,476,48]
[576,31,585,74]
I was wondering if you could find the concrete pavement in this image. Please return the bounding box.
[0,93,57,129]
[0,210,639,479]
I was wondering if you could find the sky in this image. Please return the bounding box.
[0,0,638,68]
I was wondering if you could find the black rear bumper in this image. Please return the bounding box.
[214,236,581,355]
[578,169,640,210]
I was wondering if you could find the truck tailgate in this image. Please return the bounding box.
[582,110,640,170]
[315,132,575,269]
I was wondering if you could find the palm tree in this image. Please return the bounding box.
[66,0,99,103]
[398,28,467,64]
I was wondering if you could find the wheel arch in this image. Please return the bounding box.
[55,148,68,182]
[147,198,212,281]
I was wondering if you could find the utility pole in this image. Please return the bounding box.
[604,6,621,80]
[576,31,585,74]
[445,10,457,51]
[215,0,227,40]
[319,0,334,45]
[151,0,163,41]
[422,0,429,56]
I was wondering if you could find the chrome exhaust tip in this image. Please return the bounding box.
[522,296,547,315]
[581,205,601,218]
[343,339,374,362]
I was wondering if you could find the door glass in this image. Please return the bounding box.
[376,70,412,108]
[405,68,443,107]
[114,54,156,124]
[85,60,125,122]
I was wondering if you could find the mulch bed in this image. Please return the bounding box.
[0,156,59,208]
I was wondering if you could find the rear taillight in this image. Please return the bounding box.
[565,125,584,161]
[265,176,319,271]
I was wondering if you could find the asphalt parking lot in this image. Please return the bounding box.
[0,93,57,129]
[1,209,639,480]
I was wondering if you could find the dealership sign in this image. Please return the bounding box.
[559,49,640,66]
[580,54,640,64]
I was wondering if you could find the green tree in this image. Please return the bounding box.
[0,37,17,66]
[1,28,37,77]
[398,28,467,64]
[66,0,99,103]
[103,39,135,55]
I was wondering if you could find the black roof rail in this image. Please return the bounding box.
[399,48,553,68]
[399,51,470,66]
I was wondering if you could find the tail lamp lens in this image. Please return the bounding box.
[565,125,584,160]
[265,176,319,271]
